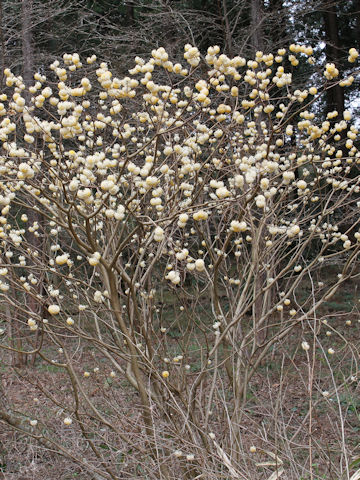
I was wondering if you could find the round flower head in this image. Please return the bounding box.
[301,341,310,351]
[48,304,60,315]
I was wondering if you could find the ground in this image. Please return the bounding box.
[0,273,359,480]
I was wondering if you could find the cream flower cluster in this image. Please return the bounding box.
[0,42,358,320]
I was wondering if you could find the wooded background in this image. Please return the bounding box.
[2,0,359,117]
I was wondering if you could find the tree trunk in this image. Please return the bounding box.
[125,5,135,25]
[21,0,33,92]
[220,0,233,56]
[267,0,287,50]
[251,0,264,53]
[323,2,344,116]
[0,0,5,89]
[21,0,43,366]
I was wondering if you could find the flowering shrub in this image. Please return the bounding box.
[0,44,359,479]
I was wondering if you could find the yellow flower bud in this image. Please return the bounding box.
[48,304,60,315]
